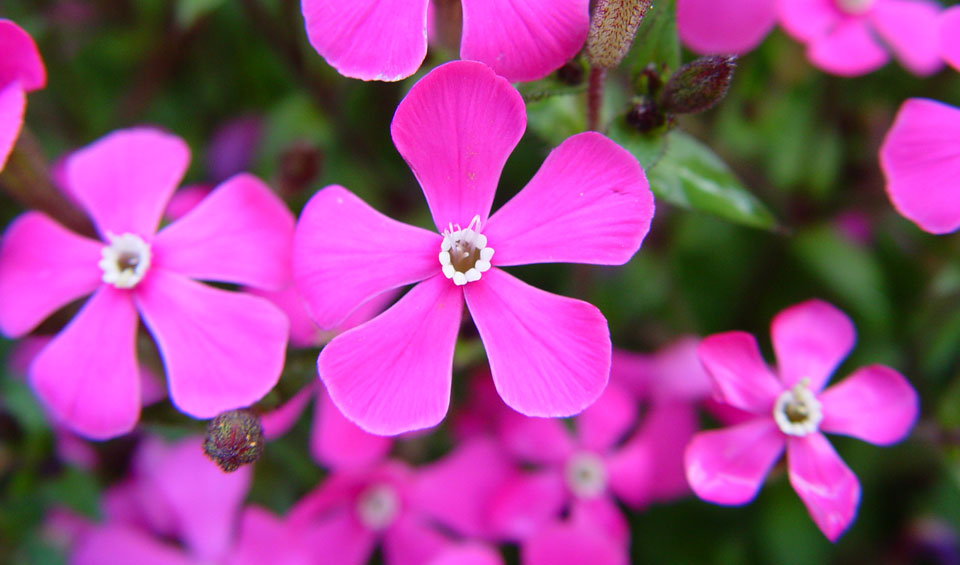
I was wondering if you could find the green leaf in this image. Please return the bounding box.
[526,94,585,147]
[646,131,778,230]
[176,0,226,28]
[607,116,669,169]
[628,0,680,75]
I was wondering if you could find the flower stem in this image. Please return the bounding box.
[587,66,606,132]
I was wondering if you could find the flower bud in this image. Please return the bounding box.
[586,0,651,70]
[658,55,737,115]
[626,100,666,133]
[202,409,264,473]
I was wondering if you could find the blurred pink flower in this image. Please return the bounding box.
[522,521,627,565]
[943,6,960,71]
[779,0,942,76]
[0,128,294,439]
[0,19,46,171]
[294,60,654,435]
[677,0,778,55]
[880,98,960,234]
[300,0,588,82]
[685,299,918,541]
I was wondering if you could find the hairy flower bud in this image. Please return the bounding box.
[586,0,651,69]
[202,409,264,473]
[659,55,737,115]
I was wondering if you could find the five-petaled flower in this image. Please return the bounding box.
[0,19,45,172]
[684,299,918,541]
[293,60,654,435]
[0,128,294,439]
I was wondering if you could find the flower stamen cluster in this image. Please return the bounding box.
[99,232,151,289]
[438,215,493,286]
[773,378,823,437]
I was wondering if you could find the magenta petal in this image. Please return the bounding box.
[498,411,576,465]
[153,173,295,291]
[484,132,653,267]
[30,287,140,439]
[577,381,638,453]
[72,525,193,565]
[697,332,781,413]
[391,61,526,230]
[570,496,629,547]
[312,386,393,469]
[684,419,785,505]
[247,285,321,348]
[870,0,943,76]
[522,522,627,565]
[428,545,504,565]
[382,515,451,565]
[819,365,918,445]
[318,275,463,435]
[771,299,855,392]
[293,185,439,329]
[0,20,46,90]
[489,470,568,540]
[0,212,102,337]
[134,269,288,418]
[261,383,314,440]
[459,0,589,82]
[943,7,960,71]
[880,98,960,234]
[677,0,777,54]
[301,0,427,81]
[0,81,25,172]
[465,268,610,418]
[66,128,190,238]
[777,0,842,41]
[806,19,889,76]
[787,434,860,541]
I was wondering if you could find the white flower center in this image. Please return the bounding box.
[439,215,494,286]
[99,233,151,289]
[564,452,607,499]
[356,483,400,531]
[835,0,875,14]
[773,378,823,437]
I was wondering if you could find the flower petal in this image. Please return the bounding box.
[72,525,193,565]
[522,521,627,565]
[697,332,782,414]
[570,496,629,547]
[261,382,315,440]
[66,128,190,238]
[677,0,777,54]
[943,6,960,71]
[153,173,295,291]
[0,212,102,337]
[880,98,960,234]
[488,470,568,540]
[459,0,589,82]
[134,269,288,418]
[806,19,889,77]
[428,545,504,565]
[771,299,855,392]
[484,132,653,267]
[382,514,452,565]
[819,365,918,445]
[577,381,638,453]
[312,385,393,469]
[391,61,526,230]
[497,410,577,465]
[318,275,463,435]
[301,0,428,81]
[787,433,860,542]
[0,81,25,172]
[777,0,842,41]
[0,19,46,90]
[684,418,785,505]
[30,286,140,439]
[293,185,439,329]
[870,0,942,76]
[232,507,376,565]
[464,268,610,418]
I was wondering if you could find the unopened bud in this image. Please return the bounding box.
[202,409,264,473]
[586,0,651,69]
[659,55,737,115]
[626,100,666,133]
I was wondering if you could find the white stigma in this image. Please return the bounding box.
[439,215,494,286]
[565,452,608,499]
[773,378,824,437]
[99,232,151,289]
[356,483,400,531]
[835,0,875,14]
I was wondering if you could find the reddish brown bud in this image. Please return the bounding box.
[202,409,264,473]
[626,100,666,133]
[586,0,651,69]
[659,55,737,115]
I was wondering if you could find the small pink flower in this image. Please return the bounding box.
[778,0,943,76]
[685,299,918,541]
[300,0,589,82]
[0,128,294,439]
[522,521,627,565]
[943,6,960,71]
[0,19,46,172]
[293,61,654,435]
[880,98,960,234]
[677,0,778,55]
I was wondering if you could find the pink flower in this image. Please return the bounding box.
[880,98,960,234]
[0,128,294,439]
[522,521,627,565]
[0,19,45,171]
[677,0,778,55]
[778,0,943,76]
[293,61,654,435]
[943,6,960,71]
[300,0,589,82]
[685,299,918,541]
